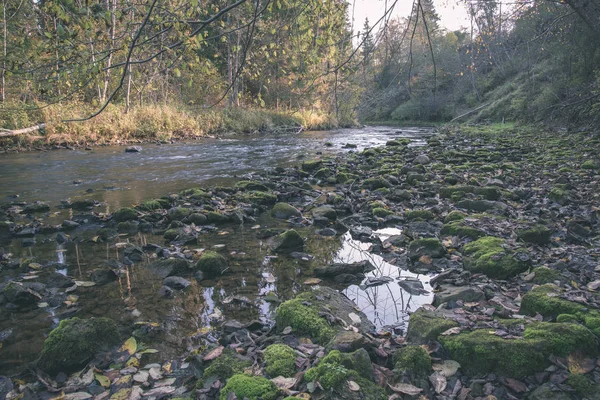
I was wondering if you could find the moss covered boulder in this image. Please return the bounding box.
[263,344,297,377]
[38,317,120,374]
[405,210,435,221]
[112,207,138,222]
[219,374,278,400]
[439,185,500,200]
[372,207,393,218]
[408,238,445,260]
[271,203,301,220]
[167,207,191,221]
[392,345,431,379]
[462,236,529,279]
[361,177,391,190]
[520,284,584,317]
[406,308,458,344]
[237,191,278,206]
[312,205,337,221]
[203,349,251,382]
[206,211,231,224]
[275,294,335,344]
[271,229,304,253]
[530,266,561,284]
[517,225,551,245]
[195,251,228,278]
[440,222,485,240]
[235,180,270,192]
[440,323,597,377]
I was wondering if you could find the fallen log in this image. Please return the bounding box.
[0,123,46,138]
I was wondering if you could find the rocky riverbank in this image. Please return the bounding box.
[1,125,599,399]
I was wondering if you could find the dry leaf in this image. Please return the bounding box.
[432,360,460,377]
[440,327,461,336]
[347,381,360,391]
[429,371,447,393]
[568,352,596,374]
[94,373,110,388]
[204,346,224,361]
[419,255,432,264]
[271,376,297,390]
[388,383,422,396]
[119,337,137,355]
[303,278,322,285]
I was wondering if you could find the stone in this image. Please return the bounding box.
[406,308,459,344]
[408,238,445,260]
[314,260,375,277]
[195,251,227,278]
[125,146,142,153]
[433,285,485,306]
[147,258,190,278]
[90,269,118,285]
[312,205,337,221]
[46,272,75,288]
[456,199,507,212]
[328,331,367,353]
[271,202,302,219]
[272,229,304,253]
[162,276,190,290]
[167,207,191,221]
[414,154,431,165]
[398,278,428,295]
[463,236,529,279]
[528,383,572,400]
[3,281,41,308]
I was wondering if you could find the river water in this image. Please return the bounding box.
[0,126,436,376]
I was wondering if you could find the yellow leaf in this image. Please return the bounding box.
[125,357,139,368]
[119,337,137,355]
[94,373,111,388]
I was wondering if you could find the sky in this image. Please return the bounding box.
[349,0,470,33]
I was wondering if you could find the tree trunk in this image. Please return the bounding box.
[0,123,46,137]
[1,0,6,102]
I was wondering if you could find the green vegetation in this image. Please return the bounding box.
[530,266,561,284]
[519,284,584,317]
[440,222,485,240]
[517,225,551,245]
[406,309,458,344]
[203,350,251,382]
[372,207,393,218]
[462,236,528,279]
[275,293,335,344]
[195,251,228,278]
[263,344,297,377]
[219,374,278,400]
[405,210,435,221]
[38,317,120,373]
[392,345,432,378]
[112,207,138,222]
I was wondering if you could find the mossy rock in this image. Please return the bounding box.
[407,238,445,260]
[530,266,561,284]
[304,349,374,390]
[392,345,431,379]
[275,293,335,344]
[163,228,180,241]
[312,205,337,220]
[137,199,163,211]
[112,207,138,222]
[219,374,278,400]
[235,180,270,192]
[440,222,485,240]
[203,349,251,382]
[314,168,331,178]
[272,229,304,253]
[566,374,600,399]
[167,207,191,221]
[117,221,138,234]
[206,211,230,224]
[439,186,500,201]
[441,323,597,378]
[188,213,208,225]
[271,203,302,220]
[237,191,278,206]
[372,207,393,218]
[361,177,391,190]
[38,317,120,374]
[23,202,51,213]
[406,308,458,344]
[517,225,551,245]
[70,199,96,210]
[195,251,227,278]
[520,284,584,317]
[405,210,434,221]
[386,139,408,146]
[462,236,528,279]
[549,187,569,205]
[301,160,323,172]
[263,344,297,377]
[582,160,599,170]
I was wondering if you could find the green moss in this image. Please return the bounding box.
[567,374,598,397]
[272,229,304,253]
[444,211,466,223]
[219,374,278,400]
[164,228,179,241]
[440,329,546,377]
[386,139,408,146]
[440,222,485,240]
[204,350,251,381]
[462,236,528,279]
[556,314,579,323]
[582,160,599,170]
[206,211,230,224]
[303,349,374,390]
[372,207,393,218]
[361,177,390,190]
[405,210,434,221]
[520,284,584,317]
[314,168,331,178]
[304,362,352,390]
[517,225,551,245]
[393,345,431,378]
[549,186,569,204]
[137,199,163,211]
[167,207,191,221]
[407,238,445,260]
[271,203,301,219]
[38,317,120,374]
[531,266,560,284]
[195,251,227,278]
[406,309,458,344]
[263,344,297,377]
[237,191,278,206]
[524,322,597,356]
[301,160,323,172]
[112,207,138,222]
[439,186,500,200]
[275,293,335,344]
[235,180,270,192]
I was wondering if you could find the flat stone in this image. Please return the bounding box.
[133,371,149,383]
[433,285,485,306]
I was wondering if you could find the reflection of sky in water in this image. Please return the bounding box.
[339,230,434,330]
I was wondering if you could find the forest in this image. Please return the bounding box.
[0,0,599,144]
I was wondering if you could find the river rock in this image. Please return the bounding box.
[90,269,118,285]
[195,251,228,278]
[22,202,50,214]
[314,260,375,277]
[3,281,41,308]
[398,278,428,295]
[329,331,367,353]
[406,221,439,238]
[167,207,191,221]
[312,205,337,221]
[408,238,445,260]
[0,376,13,399]
[271,229,304,253]
[414,154,431,165]
[456,199,507,212]
[163,276,190,290]
[433,285,485,306]
[125,146,142,153]
[147,258,190,278]
[46,272,75,288]
[271,203,301,219]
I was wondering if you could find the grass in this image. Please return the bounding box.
[0,101,344,149]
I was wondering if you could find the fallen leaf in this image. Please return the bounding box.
[503,377,527,393]
[271,376,297,390]
[388,383,422,396]
[203,346,224,361]
[74,280,96,287]
[432,360,460,377]
[347,380,360,391]
[440,327,461,336]
[568,352,596,374]
[419,255,432,264]
[137,349,159,355]
[119,337,137,355]
[429,371,447,393]
[94,373,110,388]
[303,278,322,285]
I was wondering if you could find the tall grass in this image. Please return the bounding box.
[0,101,342,148]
